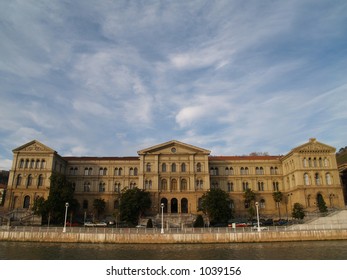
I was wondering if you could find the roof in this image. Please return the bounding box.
[209,155,282,161]
[62,156,139,161]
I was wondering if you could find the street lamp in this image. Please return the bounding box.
[63,202,69,233]
[160,203,164,234]
[255,202,260,232]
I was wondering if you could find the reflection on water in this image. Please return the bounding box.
[1,241,347,260]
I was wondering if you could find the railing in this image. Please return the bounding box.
[2,224,347,234]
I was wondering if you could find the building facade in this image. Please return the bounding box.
[3,138,345,222]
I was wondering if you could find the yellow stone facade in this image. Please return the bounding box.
[3,138,345,220]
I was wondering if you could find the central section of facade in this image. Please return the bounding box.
[137,140,211,215]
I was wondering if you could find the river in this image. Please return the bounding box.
[1,240,346,260]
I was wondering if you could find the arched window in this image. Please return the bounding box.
[227,182,233,192]
[84,167,89,175]
[171,179,177,191]
[161,179,167,191]
[242,181,249,191]
[315,173,321,185]
[145,180,152,190]
[181,163,186,172]
[326,173,332,185]
[99,182,105,192]
[25,159,29,168]
[19,159,24,168]
[35,160,40,169]
[162,163,167,172]
[229,167,234,175]
[30,159,35,169]
[196,163,202,172]
[26,174,33,188]
[181,198,188,213]
[129,167,134,176]
[23,195,30,209]
[260,199,266,209]
[37,175,44,188]
[40,160,46,169]
[88,167,92,175]
[16,174,22,187]
[181,179,187,191]
[258,181,264,191]
[134,168,138,176]
[303,158,307,168]
[84,182,90,192]
[130,182,136,189]
[304,173,310,185]
[114,182,121,192]
[196,179,203,190]
[171,163,176,172]
[273,181,279,191]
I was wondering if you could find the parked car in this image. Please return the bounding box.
[66,221,79,227]
[95,221,107,227]
[84,221,95,227]
[252,226,268,231]
[274,219,288,226]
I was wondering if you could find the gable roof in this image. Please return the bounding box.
[137,140,211,155]
[12,140,56,154]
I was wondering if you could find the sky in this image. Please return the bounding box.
[1,0,347,170]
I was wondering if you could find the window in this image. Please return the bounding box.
[146,163,151,172]
[171,179,177,191]
[40,160,46,169]
[273,181,279,191]
[241,167,249,175]
[99,182,105,192]
[171,163,176,172]
[84,182,90,192]
[84,168,89,176]
[23,196,30,209]
[258,181,264,191]
[326,173,332,185]
[197,163,202,172]
[211,181,219,189]
[315,173,321,185]
[35,160,40,169]
[30,160,35,169]
[25,159,29,168]
[210,167,218,175]
[242,182,249,191]
[114,167,122,176]
[134,168,138,176]
[161,179,167,191]
[129,167,134,176]
[256,167,264,175]
[37,175,44,188]
[114,182,121,192]
[162,163,167,172]
[181,179,187,191]
[16,174,22,187]
[181,163,186,172]
[303,158,307,168]
[270,167,278,175]
[19,159,24,168]
[26,174,33,188]
[227,182,234,192]
[260,199,266,209]
[304,173,310,185]
[130,182,136,189]
[145,180,152,190]
[196,179,203,190]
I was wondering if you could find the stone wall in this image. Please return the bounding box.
[1,229,347,244]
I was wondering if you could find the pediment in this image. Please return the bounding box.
[137,140,210,155]
[13,140,56,153]
[292,138,336,154]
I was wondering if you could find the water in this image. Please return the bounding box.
[1,240,346,260]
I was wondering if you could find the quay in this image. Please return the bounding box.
[1,225,347,244]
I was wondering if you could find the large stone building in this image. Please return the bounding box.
[2,138,345,223]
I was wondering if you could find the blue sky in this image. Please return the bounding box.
[1,0,347,170]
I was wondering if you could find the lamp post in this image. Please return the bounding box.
[255,202,260,232]
[63,202,69,233]
[160,203,164,234]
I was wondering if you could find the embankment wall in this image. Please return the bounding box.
[1,230,347,244]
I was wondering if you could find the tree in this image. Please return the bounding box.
[292,203,305,220]
[119,187,151,226]
[193,214,205,228]
[317,194,328,213]
[200,188,232,225]
[244,188,256,219]
[42,172,78,224]
[93,198,106,219]
[272,191,283,219]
